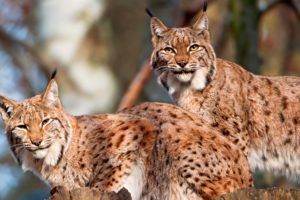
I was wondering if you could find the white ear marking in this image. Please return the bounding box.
[6,106,13,117]
[43,80,60,107]
[192,14,208,32]
[0,96,16,122]
[150,17,168,37]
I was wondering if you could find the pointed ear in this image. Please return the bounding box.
[0,96,16,123]
[43,79,61,108]
[192,14,208,32]
[150,17,168,37]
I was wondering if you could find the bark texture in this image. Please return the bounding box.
[49,187,131,200]
[49,187,300,200]
[218,187,300,200]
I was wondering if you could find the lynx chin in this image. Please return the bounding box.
[150,2,300,180]
[0,76,252,199]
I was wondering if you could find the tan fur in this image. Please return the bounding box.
[0,79,253,200]
[150,11,300,179]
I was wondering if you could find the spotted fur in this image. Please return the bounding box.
[0,80,252,200]
[150,8,300,179]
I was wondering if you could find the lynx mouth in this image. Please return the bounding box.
[172,69,196,74]
[173,71,194,83]
[27,144,51,152]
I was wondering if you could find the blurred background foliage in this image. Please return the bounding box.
[0,0,299,199]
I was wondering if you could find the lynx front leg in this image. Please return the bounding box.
[90,159,144,200]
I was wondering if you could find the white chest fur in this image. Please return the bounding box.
[191,69,207,91]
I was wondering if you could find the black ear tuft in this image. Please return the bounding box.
[145,8,154,17]
[203,0,207,12]
[50,69,57,80]
[0,96,16,121]
[0,101,7,113]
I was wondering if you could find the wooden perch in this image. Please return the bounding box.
[49,186,300,200]
[218,187,300,200]
[49,186,132,200]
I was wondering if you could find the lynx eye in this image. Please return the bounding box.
[16,124,27,130]
[163,47,175,54]
[189,44,200,51]
[41,118,52,126]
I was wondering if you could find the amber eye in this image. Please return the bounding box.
[41,118,52,126]
[16,124,27,130]
[163,47,175,53]
[189,44,200,51]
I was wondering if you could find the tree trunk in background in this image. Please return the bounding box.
[230,0,261,74]
[106,0,148,93]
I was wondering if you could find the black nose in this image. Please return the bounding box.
[31,140,42,146]
[177,61,188,68]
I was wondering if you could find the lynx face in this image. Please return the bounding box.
[150,13,217,91]
[0,80,71,166]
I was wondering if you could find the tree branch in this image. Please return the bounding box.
[0,42,36,96]
[0,27,54,75]
[117,60,152,111]
[0,27,81,92]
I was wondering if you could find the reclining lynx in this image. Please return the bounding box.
[0,75,252,200]
[150,2,300,178]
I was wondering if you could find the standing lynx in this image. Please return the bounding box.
[0,76,252,200]
[150,5,300,178]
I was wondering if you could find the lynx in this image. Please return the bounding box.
[0,76,252,200]
[150,2,300,179]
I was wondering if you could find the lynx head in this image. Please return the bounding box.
[149,6,216,92]
[0,76,72,166]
